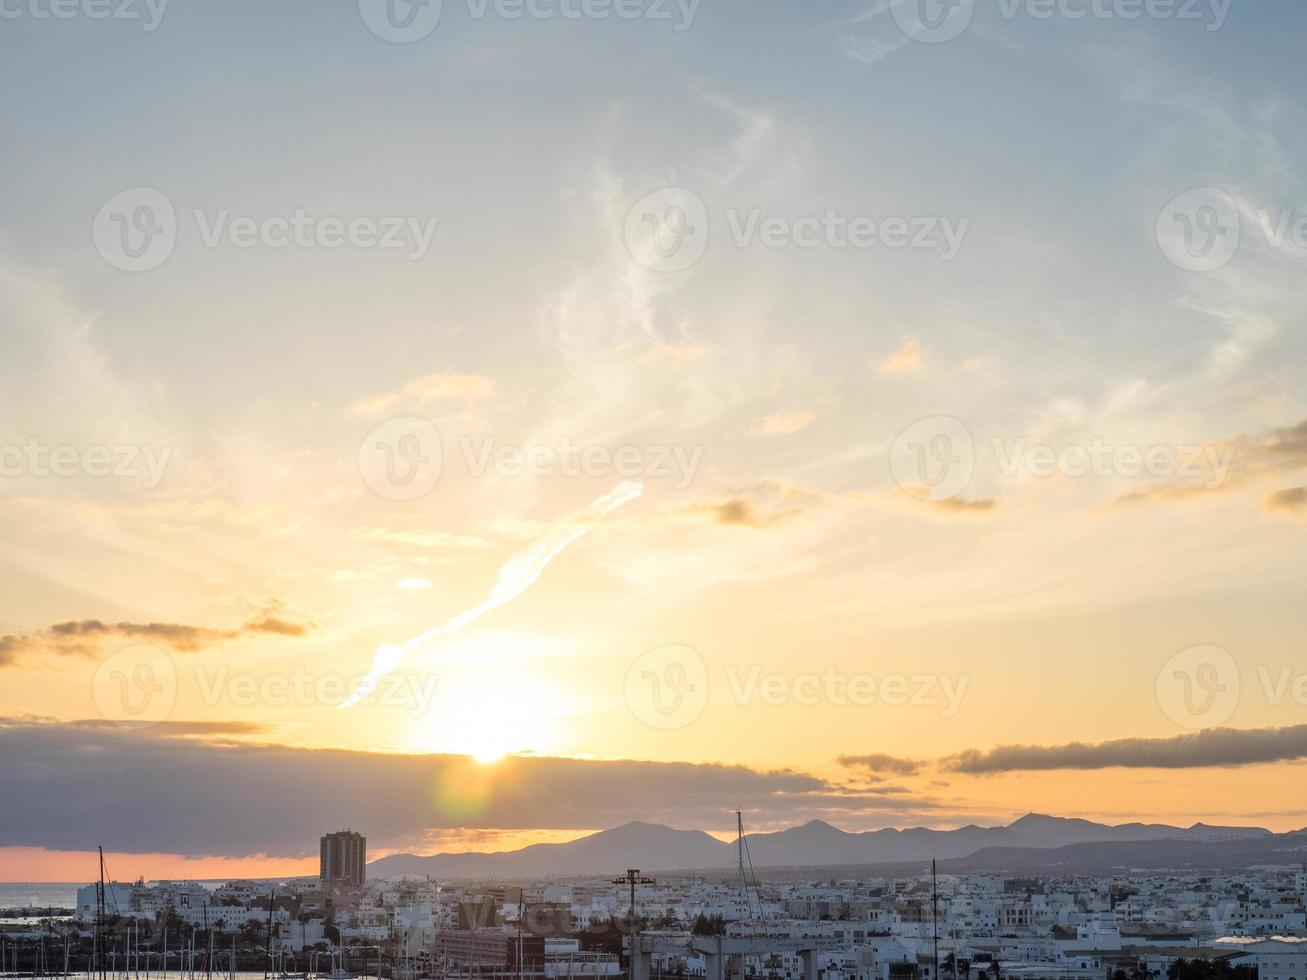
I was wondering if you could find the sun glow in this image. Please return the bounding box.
[409,666,572,763]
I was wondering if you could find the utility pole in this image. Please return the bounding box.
[612,870,655,977]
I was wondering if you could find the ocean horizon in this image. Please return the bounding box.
[0,883,81,910]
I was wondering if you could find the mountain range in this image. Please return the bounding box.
[368,813,1290,879]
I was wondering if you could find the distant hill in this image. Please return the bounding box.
[945,827,1307,875]
[367,813,1277,879]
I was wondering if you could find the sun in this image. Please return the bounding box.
[408,667,567,762]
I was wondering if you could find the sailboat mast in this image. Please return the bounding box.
[96,846,108,980]
[932,858,939,980]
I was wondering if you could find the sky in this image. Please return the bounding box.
[2,0,1307,882]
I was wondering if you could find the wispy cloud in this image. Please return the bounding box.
[754,411,817,436]
[350,372,496,418]
[342,483,644,708]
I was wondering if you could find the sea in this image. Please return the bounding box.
[0,883,80,911]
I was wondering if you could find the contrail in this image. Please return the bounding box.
[341,481,643,708]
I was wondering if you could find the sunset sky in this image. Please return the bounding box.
[2,1,1307,882]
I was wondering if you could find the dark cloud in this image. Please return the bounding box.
[0,719,939,858]
[0,605,312,667]
[836,753,925,775]
[1264,486,1307,514]
[942,725,1307,774]
[682,498,803,529]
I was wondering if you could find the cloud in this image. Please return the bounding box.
[1264,486,1307,516]
[350,372,496,418]
[943,725,1307,774]
[343,483,644,708]
[753,411,817,437]
[0,718,941,857]
[870,339,923,375]
[0,604,312,668]
[835,32,906,69]
[357,527,491,550]
[916,496,999,515]
[1112,417,1307,509]
[681,498,804,529]
[837,753,925,776]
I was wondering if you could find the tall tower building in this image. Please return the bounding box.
[320,830,367,886]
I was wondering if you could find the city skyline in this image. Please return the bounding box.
[3,1,1307,883]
